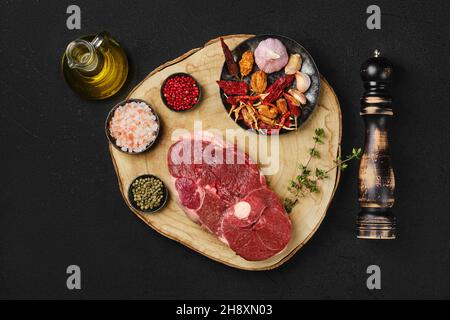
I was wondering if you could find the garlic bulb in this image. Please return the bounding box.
[285,54,302,75]
[295,71,311,92]
[254,38,288,74]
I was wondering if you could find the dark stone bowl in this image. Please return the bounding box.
[105,98,161,154]
[160,73,202,112]
[219,34,320,135]
[127,174,169,214]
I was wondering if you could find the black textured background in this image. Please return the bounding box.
[0,0,449,299]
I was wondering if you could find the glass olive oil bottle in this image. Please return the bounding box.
[62,32,128,100]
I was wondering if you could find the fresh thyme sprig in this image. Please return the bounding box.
[283,128,362,213]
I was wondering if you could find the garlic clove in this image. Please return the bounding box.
[295,71,311,93]
[288,88,307,105]
[285,54,302,75]
[283,92,300,106]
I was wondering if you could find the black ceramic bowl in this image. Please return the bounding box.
[219,34,321,135]
[105,98,160,154]
[160,72,202,112]
[128,174,169,213]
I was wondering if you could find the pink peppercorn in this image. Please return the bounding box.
[162,75,200,111]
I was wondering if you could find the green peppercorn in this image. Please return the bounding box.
[130,176,166,211]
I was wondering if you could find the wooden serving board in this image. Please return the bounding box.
[109,34,342,270]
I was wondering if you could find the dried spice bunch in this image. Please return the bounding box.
[239,50,254,77]
[283,128,362,213]
[250,70,267,93]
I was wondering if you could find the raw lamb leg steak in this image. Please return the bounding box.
[167,131,291,261]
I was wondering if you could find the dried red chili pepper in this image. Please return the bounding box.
[217,80,249,95]
[278,111,291,128]
[220,38,239,77]
[228,94,260,104]
[283,92,301,117]
[258,122,274,129]
[288,103,301,117]
[264,102,278,110]
[263,74,295,103]
[258,121,281,135]
[237,95,260,101]
[226,95,239,105]
[284,118,292,128]
[241,108,255,129]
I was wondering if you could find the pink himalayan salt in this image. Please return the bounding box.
[109,101,158,153]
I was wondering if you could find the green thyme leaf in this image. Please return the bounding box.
[284,127,360,213]
[309,148,320,158]
[315,128,325,138]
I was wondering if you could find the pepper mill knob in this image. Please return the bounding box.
[357,50,396,239]
[360,49,393,94]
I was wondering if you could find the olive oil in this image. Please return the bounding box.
[62,32,128,100]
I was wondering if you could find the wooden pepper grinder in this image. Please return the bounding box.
[357,49,396,239]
